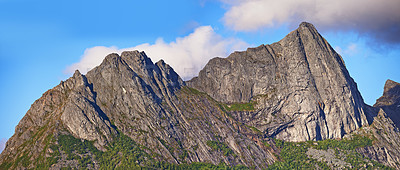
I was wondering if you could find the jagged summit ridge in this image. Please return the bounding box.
[299,21,315,28]
[87,50,184,103]
[61,69,117,148]
[0,50,191,168]
[187,22,368,141]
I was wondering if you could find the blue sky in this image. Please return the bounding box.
[1,0,399,152]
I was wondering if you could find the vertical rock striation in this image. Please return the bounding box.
[187,22,368,141]
[82,51,274,168]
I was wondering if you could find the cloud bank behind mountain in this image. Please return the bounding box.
[222,0,400,45]
[65,26,248,80]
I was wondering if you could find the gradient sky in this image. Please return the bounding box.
[1,0,399,152]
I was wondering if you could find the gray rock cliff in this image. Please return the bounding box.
[374,79,400,128]
[356,107,400,169]
[355,79,400,169]
[82,51,275,168]
[187,22,369,142]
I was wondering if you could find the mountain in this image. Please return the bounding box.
[358,79,400,168]
[374,79,400,128]
[187,22,368,142]
[0,22,399,169]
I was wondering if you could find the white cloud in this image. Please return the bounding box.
[221,0,400,44]
[65,26,248,80]
[335,43,358,57]
[65,46,119,74]
[0,138,7,154]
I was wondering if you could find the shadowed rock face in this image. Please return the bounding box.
[357,108,400,169]
[374,79,400,128]
[357,79,400,169]
[61,70,117,147]
[187,22,369,142]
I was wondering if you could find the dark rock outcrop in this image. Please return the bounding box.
[187,22,368,142]
[354,79,400,169]
[374,79,400,128]
[357,108,400,169]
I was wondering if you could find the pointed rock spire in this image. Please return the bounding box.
[384,79,400,94]
[375,79,400,107]
[299,22,315,28]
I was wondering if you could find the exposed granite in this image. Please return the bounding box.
[187,22,368,142]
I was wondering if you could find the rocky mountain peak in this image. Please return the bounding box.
[71,69,87,87]
[73,69,81,77]
[296,22,320,37]
[187,22,368,141]
[383,79,400,95]
[374,79,400,107]
[374,79,400,128]
[120,50,155,70]
[299,21,315,28]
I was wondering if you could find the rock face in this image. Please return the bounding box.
[1,22,399,169]
[0,69,118,169]
[356,79,400,169]
[80,51,275,167]
[0,51,276,169]
[306,148,351,168]
[61,70,117,147]
[356,108,400,169]
[374,79,400,128]
[188,22,368,142]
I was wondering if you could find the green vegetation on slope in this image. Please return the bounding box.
[268,135,392,169]
[0,123,56,170]
[222,102,255,112]
[311,134,373,150]
[185,87,204,95]
[269,139,330,169]
[206,140,236,157]
[40,134,247,169]
[183,87,255,112]
[1,130,395,169]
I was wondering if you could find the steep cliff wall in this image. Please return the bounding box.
[188,22,368,141]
